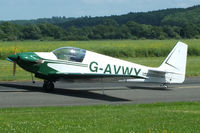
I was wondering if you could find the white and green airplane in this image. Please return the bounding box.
[8,41,188,91]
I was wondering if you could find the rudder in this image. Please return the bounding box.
[159,41,188,83]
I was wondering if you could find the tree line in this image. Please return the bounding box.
[0,5,200,41]
[0,20,199,41]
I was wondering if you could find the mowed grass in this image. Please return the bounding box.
[0,102,200,133]
[0,56,199,81]
[0,39,200,59]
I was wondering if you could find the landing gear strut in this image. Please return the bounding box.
[160,83,168,89]
[43,80,54,92]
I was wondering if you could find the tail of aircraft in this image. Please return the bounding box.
[159,41,188,74]
[127,41,188,84]
[158,41,188,83]
[146,41,188,84]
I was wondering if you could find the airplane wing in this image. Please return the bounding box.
[48,72,144,78]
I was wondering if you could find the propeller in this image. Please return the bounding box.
[13,45,17,77]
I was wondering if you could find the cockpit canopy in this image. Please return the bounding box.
[52,47,86,62]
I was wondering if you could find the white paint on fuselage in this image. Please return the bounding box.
[47,63,89,73]
[35,52,57,60]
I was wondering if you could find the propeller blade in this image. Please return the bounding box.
[13,62,16,76]
[14,45,17,55]
[13,45,17,77]
[6,58,14,62]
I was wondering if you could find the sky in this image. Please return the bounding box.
[0,0,200,20]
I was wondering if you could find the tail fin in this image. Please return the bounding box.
[159,41,188,83]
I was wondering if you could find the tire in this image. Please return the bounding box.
[43,81,54,92]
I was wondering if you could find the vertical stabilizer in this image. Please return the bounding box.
[159,41,188,83]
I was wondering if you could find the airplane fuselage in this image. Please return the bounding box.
[8,42,188,91]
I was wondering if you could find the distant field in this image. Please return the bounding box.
[0,56,199,81]
[0,102,200,133]
[0,40,199,81]
[0,39,200,59]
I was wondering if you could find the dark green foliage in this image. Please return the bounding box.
[0,5,200,41]
[23,24,42,40]
[39,23,65,39]
[0,16,75,25]
[161,5,200,26]
[163,25,181,38]
[180,23,199,38]
[0,22,23,41]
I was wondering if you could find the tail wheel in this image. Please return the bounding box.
[160,83,168,89]
[43,80,55,92]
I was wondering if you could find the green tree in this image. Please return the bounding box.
[23,24,41,40]
[126,21,141,38]
[180,23,198,38]
[39,23,65,39]
[0,29,5,40]
[163,25,180,38]
[118,25,131,39]
[150,26,167,39]
[65,26,88,40]
[0,22,22,41]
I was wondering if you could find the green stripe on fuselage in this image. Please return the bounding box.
[43,59,88,67]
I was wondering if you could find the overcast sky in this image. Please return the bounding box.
[0,0,200,20]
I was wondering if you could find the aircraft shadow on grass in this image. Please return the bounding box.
[0,83,130,102]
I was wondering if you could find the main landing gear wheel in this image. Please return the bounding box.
[43,80,54,92]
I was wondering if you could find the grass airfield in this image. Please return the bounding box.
[0,102,200,133]
[0,40,200,132]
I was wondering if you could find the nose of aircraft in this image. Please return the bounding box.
[8,52,40,63]
[8,54,18,62]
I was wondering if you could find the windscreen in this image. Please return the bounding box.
[52,47,86,62]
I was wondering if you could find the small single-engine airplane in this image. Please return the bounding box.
[7,41,188,91]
